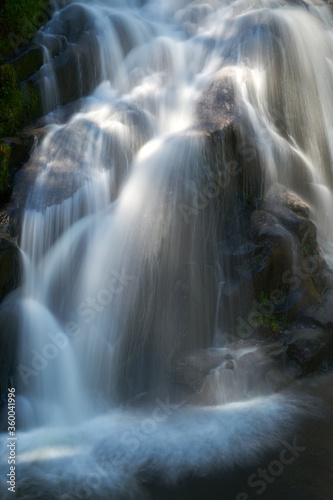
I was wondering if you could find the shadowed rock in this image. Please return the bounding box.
[0,230,20,302]
[286,327,332,376]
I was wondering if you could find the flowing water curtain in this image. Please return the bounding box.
[216,1,333,240]
[7,0,333,425]
[0,1,333,498]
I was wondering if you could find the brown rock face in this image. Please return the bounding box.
[196,68,240,135]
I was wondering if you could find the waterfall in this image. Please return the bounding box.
[1,0,333,498]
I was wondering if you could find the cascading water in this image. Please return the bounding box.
[1,0,333,498]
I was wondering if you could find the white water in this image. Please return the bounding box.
[1,0,333,497]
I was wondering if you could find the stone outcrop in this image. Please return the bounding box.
[171,322,332,404]
[301,288,333,329]
[286,326,332,376]
[218,183,332,333]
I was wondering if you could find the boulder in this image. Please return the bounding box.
[250,209,294,295]
[217,183,333,334]
[196,66,262,207]
[171,340,292,405]
[196,67,240,135]
[0,295,21,421]
[260,184,331,306]
[0,139,40,239]
[11,46,44,82]
[0,134,35,206]
[286,327,332,376]
[301,288,333,329]
[262,183,310,218]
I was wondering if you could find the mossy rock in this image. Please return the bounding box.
[0,1,52,61]
[0,134,35,206]
[0,141,11,194]
[0,64,22,136]
[0,63,42,138]
[11,46,43,81]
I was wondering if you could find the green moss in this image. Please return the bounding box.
[251,292,289,336]
[12,48,44,82]
[0,63,42,138]
[0,1,51,60]
[21,80,42,123]
[303,237,317,257]
[0,64,23,137]
[0,141,11,193]
[0,2,49,137]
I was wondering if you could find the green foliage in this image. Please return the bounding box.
[252,291,289,336]
[303,237,317,257]
[258,291,269,305]
[0,141,11,193]
[0,1,50,60]
[0,64,22,137]
[0,2,47,137]
[259,314,281,334]
[0,64,42,138]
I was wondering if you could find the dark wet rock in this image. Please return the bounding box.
[219,278,253,331]
[10,46,44,82]
[0,295,21,416]
[0,230,20,302]
[196,66,263,212]
[301,288,333,329]
[173,341,295,405]
[264,366,300,392]
[47,4,93,44]
[31,5,150,112]
[286,327,332,376]
[196,68,240,135]
[250,209,294,294]
[51,33,102,106]
[0,143,39,239]
[170,348,231,394]
[196,81,332,338]
[0,133,36,207]
[238,185,331,325]
[173,360,206,393]
[0,104,155,240]
[196,72,331,336]
[167,326,331,404]
[1,134,35,171]
[27,5,102,111]
[262,183,310,218]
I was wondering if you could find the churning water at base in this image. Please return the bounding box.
[2,0,333,497]
[0,392,324,499]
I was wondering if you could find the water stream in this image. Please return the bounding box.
[1,0,333,498]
